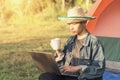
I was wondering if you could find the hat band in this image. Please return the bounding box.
[58,16,95,19]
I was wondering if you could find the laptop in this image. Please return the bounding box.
[29,51,78,77]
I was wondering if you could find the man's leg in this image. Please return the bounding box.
[39,72,64,80]
[64,75,78,80]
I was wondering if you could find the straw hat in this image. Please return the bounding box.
[58,7,95,24]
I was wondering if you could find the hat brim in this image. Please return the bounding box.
[58,16,95,23]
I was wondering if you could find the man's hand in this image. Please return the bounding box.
[60,66,81,73]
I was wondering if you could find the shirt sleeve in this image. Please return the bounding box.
[54,52,64,62]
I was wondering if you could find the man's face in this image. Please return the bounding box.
[68,22,84,35]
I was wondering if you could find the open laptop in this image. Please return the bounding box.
[29,51,78,77]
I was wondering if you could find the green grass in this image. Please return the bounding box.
[0,20,70,80]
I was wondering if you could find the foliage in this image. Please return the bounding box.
[0,0,95,26]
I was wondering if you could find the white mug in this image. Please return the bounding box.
[50,38,61,50]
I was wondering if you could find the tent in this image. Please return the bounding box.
[86,0,120,80]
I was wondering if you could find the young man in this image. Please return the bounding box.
[39,7,105,80]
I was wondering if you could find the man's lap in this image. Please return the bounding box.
[39,72,102,80]
[39,72,78,80]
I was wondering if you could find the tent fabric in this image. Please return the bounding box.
[86,0,120,79]
[86,0,114,34]
[87,0,120,38]
[97,36,120,73]
[97,36,120,61]
[103,71,120,80]
[94,0,120,38]
[105,61,120,73]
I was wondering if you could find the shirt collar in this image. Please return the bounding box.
[69,32,90,46]
[83,32,90,46]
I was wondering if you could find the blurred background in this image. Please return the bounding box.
[0,0,96,26]
[0,0,95,80]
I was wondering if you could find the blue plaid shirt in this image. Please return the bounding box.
[56,33,105,80]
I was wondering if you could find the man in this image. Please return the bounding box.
[39,7,105,80]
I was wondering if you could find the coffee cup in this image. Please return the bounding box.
[50,38,61,50]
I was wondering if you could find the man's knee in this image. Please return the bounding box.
[39,72,57,80]
[39,73,50,80]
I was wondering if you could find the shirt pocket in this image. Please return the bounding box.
[65,52,73,65]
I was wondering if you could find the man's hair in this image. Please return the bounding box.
[80,21,88,32]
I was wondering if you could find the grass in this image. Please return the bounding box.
[0,20,71,80]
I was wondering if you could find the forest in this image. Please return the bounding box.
[0,0,95,26]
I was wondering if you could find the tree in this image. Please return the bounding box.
[62,0,66,11]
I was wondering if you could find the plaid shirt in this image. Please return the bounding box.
[56,32,105,80]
